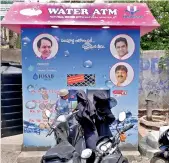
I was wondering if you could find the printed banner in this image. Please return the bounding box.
[3,3,156,23]
[2,3,159,35]
[22,28,140,148]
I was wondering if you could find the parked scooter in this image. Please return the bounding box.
[150,127,169,163]
[41,110,85,163]
[81,112,134,163]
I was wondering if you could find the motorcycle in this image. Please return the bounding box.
[150,127,169,163]
[81,112,134,163]
[41,110,85,163]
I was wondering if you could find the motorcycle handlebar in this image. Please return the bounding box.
[110,124,134,142]
[121,124,134,133]
[65,110,78,121]
[46,128,53,137]
[46,110,78,137]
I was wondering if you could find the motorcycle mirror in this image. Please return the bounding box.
[45,110,51,119]
[81,149,92,159]
[119,112,126,122]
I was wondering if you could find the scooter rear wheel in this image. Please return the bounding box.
[150,156,168,163]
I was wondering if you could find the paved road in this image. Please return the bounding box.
[1,150,21,163]
[131,156,150,163]
[1,150,151,163]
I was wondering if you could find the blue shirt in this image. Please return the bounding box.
[56,98,71,115]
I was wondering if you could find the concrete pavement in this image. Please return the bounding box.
[1,150,20,163]
[1,133,151,163]
[1,134,23,152]
[1,134,22,163]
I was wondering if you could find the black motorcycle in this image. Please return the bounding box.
[151,127,169,163]
[41,110,85,163]
[81,112,134,163]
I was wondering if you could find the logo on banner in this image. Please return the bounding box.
[124,6,143,19]
[33,73,54,80]
[113,90,128,96]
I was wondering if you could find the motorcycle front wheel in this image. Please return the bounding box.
[150,156,168,163]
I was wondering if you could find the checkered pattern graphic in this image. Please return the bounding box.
[67,74,95,86]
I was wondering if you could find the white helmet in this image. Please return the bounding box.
[59,89,69,97]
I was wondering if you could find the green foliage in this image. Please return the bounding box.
[140,0,169,50]
[108,0,169,50]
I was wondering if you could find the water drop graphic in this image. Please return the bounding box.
[103,75,107,79]
[73,66,76,69]
[26,101,36,109]
[25,57,27,60]
[105,80,114,88]
[83,60,93,68]
[28,65,34,71]
[22,36,31,43]
[64,50,70,57]
[33,73,38,80]
[27,85,34,92]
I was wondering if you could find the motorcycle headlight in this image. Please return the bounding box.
[100,145,108,152]
[106,142,112,149]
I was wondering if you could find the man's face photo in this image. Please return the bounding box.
[114,37,128,59]
[115,65,128,84]
[38,38,52,59]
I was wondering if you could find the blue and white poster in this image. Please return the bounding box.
[22,28,140,148]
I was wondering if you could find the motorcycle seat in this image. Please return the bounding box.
[42,141,76,162]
